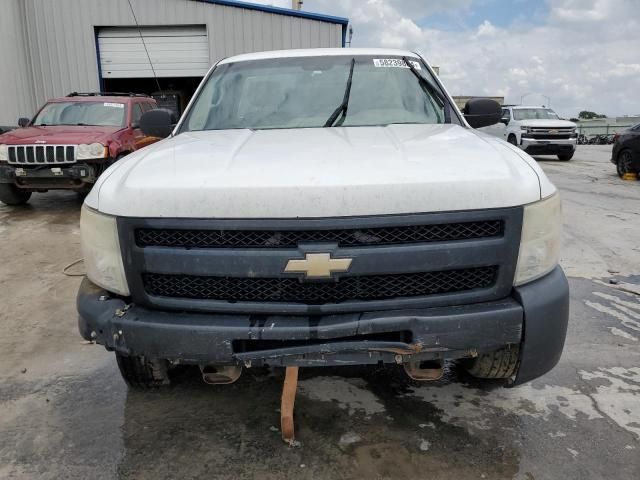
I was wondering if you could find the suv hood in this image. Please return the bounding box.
[515,119,576,128]
[0,125,121,145]
[88,124,548,218]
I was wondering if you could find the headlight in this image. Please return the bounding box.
[77,143,107,160]
[514,193,562,286]
[0,145,7,162]
[80,205,129,295]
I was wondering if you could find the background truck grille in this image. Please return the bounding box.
[524,127,575,140]
[143,266,498,304]
[8,145,76,165]
[136,220,504,249]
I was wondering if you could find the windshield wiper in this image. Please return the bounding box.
[324,58,356,127]
[402,56,445,109]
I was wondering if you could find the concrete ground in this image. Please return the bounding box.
[1,145,638,479]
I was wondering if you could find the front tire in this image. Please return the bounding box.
[465,345,520,379]
[616,150,636,178]
[116,353,171,389]
[558,152,574,161]
[507,134,518,146]
[0,184,32,205]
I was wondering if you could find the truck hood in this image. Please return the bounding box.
[0,125,121,145]
[88,124,549,218]
[516,119,576,128]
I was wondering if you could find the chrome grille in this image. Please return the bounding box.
[8,145,76,165]
[527,127,574,134]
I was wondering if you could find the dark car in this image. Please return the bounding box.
[0,92,160,205]
[611,123,640,178]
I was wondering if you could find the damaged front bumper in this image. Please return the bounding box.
[77,266,569,385]
[0,163,97,189]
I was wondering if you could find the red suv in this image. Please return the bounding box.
[0,93,160,205]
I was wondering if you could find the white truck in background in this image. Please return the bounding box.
[482,105,577,160]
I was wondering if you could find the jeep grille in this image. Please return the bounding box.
[8,145,76,165]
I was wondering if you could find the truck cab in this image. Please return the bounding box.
[76,49,569,389]
[482,105,577,161]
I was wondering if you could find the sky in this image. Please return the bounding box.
[252,0,640,118]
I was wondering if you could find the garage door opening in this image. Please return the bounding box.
[97,26,210,115]
[102,77,202,115]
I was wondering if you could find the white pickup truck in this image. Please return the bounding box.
[482,105,577,160]
[77,49,568,389]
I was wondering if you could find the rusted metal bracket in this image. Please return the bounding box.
[280,366,299,445]
[403,359,444,381]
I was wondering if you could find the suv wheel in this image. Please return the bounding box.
[464,345,520,379]
[0,184,32,206]
[558,152,574,161]
[116,353,171,389]
[507,134,518,146]
[616,150,636,178]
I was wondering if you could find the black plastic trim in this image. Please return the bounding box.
[512,266,570,385]
[77,276,523,366]
[77,266,569,381]
[117,207,523,315]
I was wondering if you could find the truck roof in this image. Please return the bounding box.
[509,105,553,109]
[218,48,423,65]
[46,94,154,104]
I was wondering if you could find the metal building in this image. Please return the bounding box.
[0,0,348,126]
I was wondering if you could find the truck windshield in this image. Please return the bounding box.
[513,108,560,121]
[181,55,447,131]
[33,102,126,127]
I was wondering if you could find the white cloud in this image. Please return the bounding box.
[475,20,497,37]
[252,0,640,117]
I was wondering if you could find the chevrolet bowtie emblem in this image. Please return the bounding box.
[284,253,352,279]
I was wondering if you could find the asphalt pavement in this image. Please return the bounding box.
[0,145,638,479]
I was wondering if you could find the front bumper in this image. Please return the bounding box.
[77,266,569,385]
[520,137,576,155]
[0,163,97,189]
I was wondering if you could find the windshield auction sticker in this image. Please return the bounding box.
[373,58,421,70]
[103,103,124,108]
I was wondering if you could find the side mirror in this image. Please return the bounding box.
[463,98,502,129]
[139,109,176,138]
[500,117,509,125]
[18,117,30,128]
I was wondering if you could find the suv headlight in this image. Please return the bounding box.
[514,193,562,286]
[77,143,107,160]
[80,205,129,295]
[0,145,8,162]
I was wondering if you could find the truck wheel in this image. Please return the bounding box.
[507,134,517,146]
[558,152,574,161]
[115,353,171,389]
[465,345,520,379]
[0,184,32,206]
[616,150,635,178]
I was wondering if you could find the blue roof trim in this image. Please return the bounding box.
[192,0,349,25]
